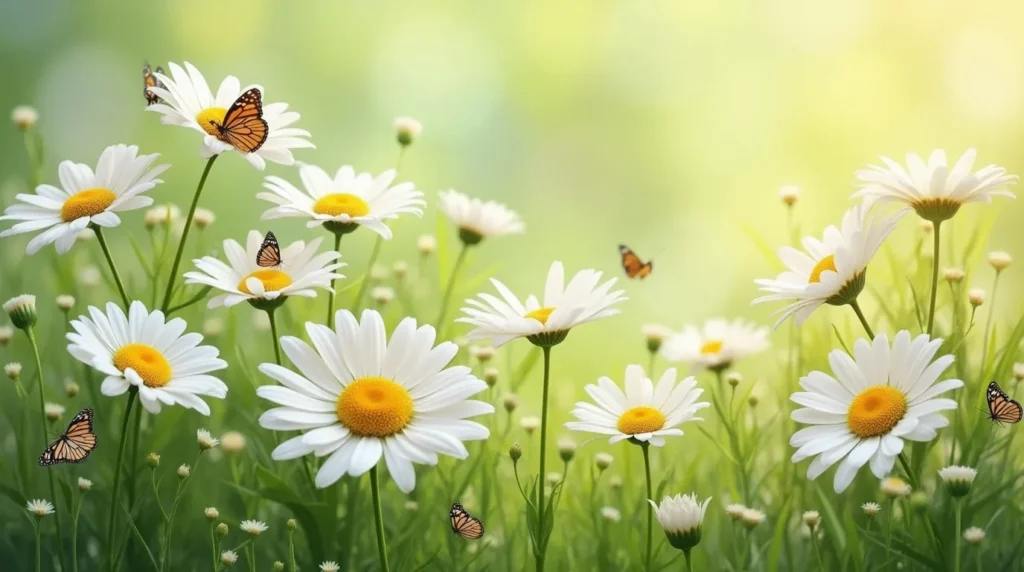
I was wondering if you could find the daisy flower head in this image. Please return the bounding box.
[184,230,344,311]
[26,499,54,519]
[789,331,962,493]
[661,318,769,373]
[963,527,985,545]
[146,62,312,170]
[565,365,709,447]
[642,324,674,354]
[66,301,228,415]
[725,504,747,521]
[861,502,881,517]
[438,190,525,245]
[458,261,627,348]
[259,163,424,239]
[240,519,268,536]
[649,493,711,552]
[11,105,39,130]
[740,508,766,529]
[881,476,912,498]
[197,428,219,451]
[256,309,494,492]
[753,203,903,327]
[938,465,977,498]
[854,149,1016,223]
[320,562,341,572]
[394,116,422,146]
[0,144,168,255]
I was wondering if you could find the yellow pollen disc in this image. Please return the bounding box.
[336,377,414,437]
[237,269,293,295]
[61,188,116,222]
[196,107,228,137]
[700,340,723,355]
[312,193,370,218]
[808,254,837,284]
[113,343,172,388]
[525,307,555,325]
[846,385,907,438]
[616,406,666,435]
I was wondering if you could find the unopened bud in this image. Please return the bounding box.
[483,367,499,387]
[65,381,79,397]
[509,443,522,462]
[727,372,742,387]
[969,288,985,307]
[558,438,576,462]
[216,523,229,536]
[394,116,422,146]
[147,453,161,468]
[943,268,965,283]
[502,394,518,413]
[418,234,437,256]
[595,453,613,471]
[778,185,800,207]
[989,251,1012,272]
[287,518,297,530]
[177,464,190,479]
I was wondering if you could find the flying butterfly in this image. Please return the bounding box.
[619,244,653,280]
[143,62,165,106]
[449,502,484,539]
[39,408,97,466]
[985,381,1023,425]
[256,231,283,268]
[208,88,269,154]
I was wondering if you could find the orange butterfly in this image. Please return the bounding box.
[619,244,653,279]
[449,502,484,539]
[208,88,269,154]
[986,381,1023,425]
[39,408,97,466]
[256,231,282,268]
[143,62,165,106]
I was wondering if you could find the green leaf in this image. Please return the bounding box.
[813,483,846,553]
[0,482,27,508]
[766,496,793,572]
[166,285,213,316]
[831,324,851,355]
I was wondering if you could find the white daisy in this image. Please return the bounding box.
[661,318,769,373]
[649,493,711,551]
[259,163,424,239]
[26,499,54,518]
[753,203,903,327]
[564,365,709,447]
[66,301,228,415]
[854,148,1016,222]
[0,144,168,254]
[256,309,493,492]
[240,520,268,536]
[146,62,313,170]
[184,230,344,309]
[789,331,963,493]
[437,189,525,244]
[457,261,626,347]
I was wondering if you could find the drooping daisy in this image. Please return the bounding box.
[854,149,1016,223]
[146,62,312,170]
[661,319,769,373]
[259,164,424,239]
[66,301,228,415]
[437,189,524,245]
[0,144,168,254]
[256,309,493,492]
[789,331,962,493]
[753,203,903,327]
[565,365,709,446]
[184,230,344,310]
[458,261,627,347]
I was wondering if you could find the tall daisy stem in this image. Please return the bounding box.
[885,499,894,565]
[535,346,553,572]
[34,521,41,572]
[641,442,654,572]
[897,452,919,489]
[72,489,84,572]
[26,329,66,570]
[954,499,963,572]
[160,155,218,313]
[683,549,693,572]
[93,226,131,309]
[106,389,138,572]
[849,298,874,339]
[369,465,391,572]
[981,272,1001,368]
[436,243,470,335]
[352,235,384,314]
[326,232,343,327]
[926,221,942,336]
[266,309,282,365]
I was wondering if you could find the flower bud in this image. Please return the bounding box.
[273,562,286,572]
[509,443,522,462]
[502,393,518,413]
[641,324,673,354]
[601,506,621,523]
[546,472,562,486]
[1014,363,1024,382]
[861,502,881,517]
[557,438,576,462]
[44,402,65,422]
[371,286,394,305]
[943,268,965,283]
[881,477,911,498]
[11,106,39,130]
[221,550,238,566]
[56,295,75,312]
[919,220,934,233]
[0,326,12,347]
[521,416,540,434]
[727,372,742,387]
[147,452,161,468]
[963,527,985,545]
[989,251,1012,272]
[595,453,613,471]
[392,261,408,279]
[469,345,495,363]
[778,185,801,207]
[177,464,191,479]
[220,431,246,454]
[418,234,437,256]
[78,478,92,492]
[194,208,215,229]
[969,288,985,307]
[65,381,80,397]
[394,116,422,146]
[287,518,297,530]
[3,295,37,330]
[404,501,419,512]
[748,395,759,408]
[483,367,499,388]
[802,511,820,530]
[938,465,977,498]
[909,491,929,513]
[609,475,622,489]
[5,362,21,380]
[205,507,220,521]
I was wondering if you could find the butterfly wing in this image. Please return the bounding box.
[619,244,653,280]
[39,408,96,465]
[256,231,282,267]
[143,63,163,105]
[987,382,1023,424]
[449,502,484,539]
[216,88,269,153]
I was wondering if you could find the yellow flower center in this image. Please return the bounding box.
[61,188,116,222]
[526,307,555,325]
[312,193,370,218]
[237,269,292,295]
[196,107,228,137]
[846,385,907,438]
[700,340,723,355]
[616,406,666,435]
[808,254,837,284]
[336,377,414,437]
[113,343,172,388]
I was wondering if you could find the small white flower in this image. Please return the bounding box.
[989,250,1012,271]
[77,478,92,492]
[194,208,216,229]
[202,318,224,337]
[320,562,341,572]
[418,234,437,255]
[177,464,191,479]
[521,416,541,434]
[968,288,985,306]
[802,510,821,529]
[881,477,912,498]
[394,116,422,146]
[944,268,965,283]
[79,265,101,287]
[143,204,181,228]
[56,295,75,311]
[4,294,37,329]
[26,499,54,518]
[5,362,22,379]
[0,326,13,345]
[11,105,39,129]
[438,190,524,244]
[861,502,881,516]
[938,465,977,498]
[220,431,246,454]
[725,504,747,521]
[240,519,268,536]
[221,550,238,566]
[205,507,220,521]
[595,452,614,470]
[642,324,674,353]
[546,472,562,486]
[740,508,766,528]
[502,394,519,412]
[557,437,577,461]
[469,345,496,362]
[649,493,711,551]
[371,286,395,305]
[44,402,65,421]
[662,319,769,372]
[601,506,621,523]
[404,501,419,512]
[779,185,801,206]
[963,526,985,545]
[197,429,219,451]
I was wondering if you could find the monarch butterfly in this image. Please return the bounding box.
[209,88,269,154]
[985,381,1023,425]
[449,502,484,539]
[143,62,165,106]
[39,408,97,466]
[619,244,653,279]
[256,231,282,268]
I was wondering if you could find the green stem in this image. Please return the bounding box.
[897,452,919,489]
[436,243,470,335]
[26,329,66,570]
[926,221,942,336]
[93,226,131,309]
[684,549,693,572]
[369,465,391,572]
[73,491,83,572]
[981,272,1001,369]
[812,529,825,571]
[642,442,653,572]
[954,499,963,572]
[535,346,553,572]
[885,499,895,564]
[849,298,874,339]
[160,155,217,313]
[267,309,282,365]
[24,128,43,189]
[326,232,343,327]
[106,390,138,572]
[34,521,41,572]
[161,451,204,571]
[352,235,384,315]
[247,543,256,572]
[210,524,218,572]
[647,351,656,380]
[287,529,297,572]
